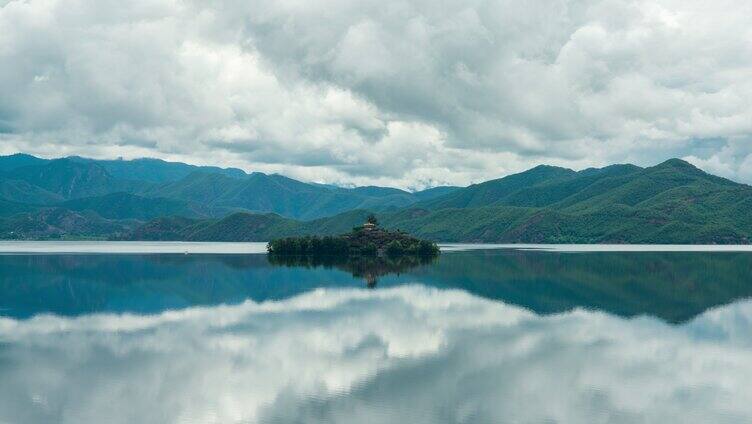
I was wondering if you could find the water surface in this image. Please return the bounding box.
[0,241,268,254]
[1,243,752,423]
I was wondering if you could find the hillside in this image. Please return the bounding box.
[0,154,449,224]
[0,208,133,240]
[0,199,40,218]
[68,156,247,182]
[416,165,578,209]
[0,178,64,204]
[59,193,209,220]
[118,159,752,244]
[415,164,642,210]
[0,153,48,171]
[4,154,752,243]
[118,212,340,241]
[1,154,247,182]
[7,159,141,199]
[401,159,752,243]
[143,171,446,219]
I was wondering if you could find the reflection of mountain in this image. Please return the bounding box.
[0,254,363,318]
[2,250,752,323]
[268,254,437,287]
[411,250,752,323]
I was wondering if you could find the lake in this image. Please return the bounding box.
[1,242,752,423]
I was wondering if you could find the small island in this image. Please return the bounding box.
[267,215,440,258]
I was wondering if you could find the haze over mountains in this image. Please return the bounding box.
[1,153,751,243]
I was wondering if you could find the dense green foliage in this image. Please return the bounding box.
[267,236,350,255]
[268,225,440,258]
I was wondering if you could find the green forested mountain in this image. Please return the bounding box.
[118,211,364,241]
[416,165,578,209]
[118,159,752,244]
[0,178,64,204]
[68,156,248,182]
[0,208,132,239]
[0,153,48,172]
[142,172,444,219]
[415,164,642,209]
[7,159,134,199]
[0,199,40,217]
[0,154,457,238]
[0,154,247,182]
[398,159,752,243]
[3,154,752,243]
[0,155,453,220]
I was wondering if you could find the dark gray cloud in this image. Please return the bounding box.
[1,0,751,188]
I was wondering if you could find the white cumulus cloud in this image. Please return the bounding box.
[1,0,751,188]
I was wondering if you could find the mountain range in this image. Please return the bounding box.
[1,153,751,243]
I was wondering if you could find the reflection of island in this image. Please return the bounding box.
[268,254,437,288]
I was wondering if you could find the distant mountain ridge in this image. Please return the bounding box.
[2,153,752,243]
[0,153,459,239]
[118,159,752,244]
[140,171,428,220]
[0,153,247,182]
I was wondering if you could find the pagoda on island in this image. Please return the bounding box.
[362,214,378,231]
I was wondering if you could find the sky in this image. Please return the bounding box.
[1,0,751,189]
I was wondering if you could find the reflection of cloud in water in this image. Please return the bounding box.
[0,286,751,423]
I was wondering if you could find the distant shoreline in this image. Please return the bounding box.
[3,241,752,255]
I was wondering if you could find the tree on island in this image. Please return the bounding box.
[267,219,439,258]
[366,214,379,226]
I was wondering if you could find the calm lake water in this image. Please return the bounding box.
[2,243,752,423]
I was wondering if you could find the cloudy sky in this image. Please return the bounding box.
[1,0,751,189]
